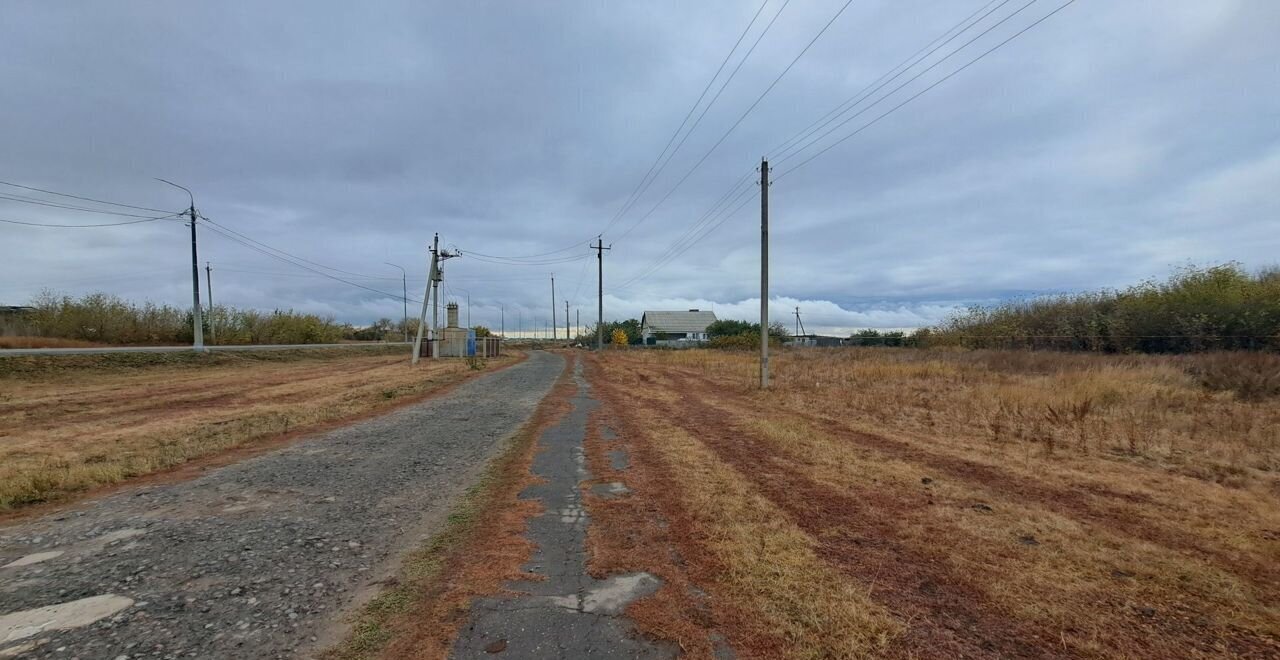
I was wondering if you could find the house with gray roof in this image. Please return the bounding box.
[640,309,717,346]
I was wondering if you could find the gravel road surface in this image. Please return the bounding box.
[0,351,564,659]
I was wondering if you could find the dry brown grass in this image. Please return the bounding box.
[0,348,516,511]
[588,348,1280,658]
[0,336,107,349]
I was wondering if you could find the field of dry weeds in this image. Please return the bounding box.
[0,348,513,511]
[587,347,1279,658]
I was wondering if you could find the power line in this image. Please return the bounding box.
[0,213,181,228]
[461,252,591,267]
[600,0,774,237]
[202,223,422,303]
[610,166,756,290]
[0,192,184,219]
[614,180,760,291]
[776,0,1077,180]
[0,179,174,213]
[622,2,1080,290]
[612,0,850,243]
[457,241,590,261]
[767,0,1011,161]
[200,216,388,279]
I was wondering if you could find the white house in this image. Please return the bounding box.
[640,309,717,345]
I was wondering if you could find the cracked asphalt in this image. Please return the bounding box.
[0,351,563,659]
[451,358,675,659]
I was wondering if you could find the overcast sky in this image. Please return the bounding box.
[1,1,1276,336]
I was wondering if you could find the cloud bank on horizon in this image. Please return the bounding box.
[1,1,1276,335]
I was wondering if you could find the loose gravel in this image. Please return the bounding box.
[0,351,563,659]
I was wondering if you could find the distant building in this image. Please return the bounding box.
[0,305,35,337]
[786,334,844,348]
[640,309,717,346]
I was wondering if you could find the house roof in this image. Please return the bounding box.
[641,310,717,333]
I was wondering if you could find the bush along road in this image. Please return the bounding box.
[0,351,564,659]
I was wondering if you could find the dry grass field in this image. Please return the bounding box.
[0,348,514,511]
[587,348,1280,658]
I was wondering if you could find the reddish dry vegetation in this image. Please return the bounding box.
[0,348,517,511]
[585,348,1280,659]
[0,336,106,349]
[329,354,577,660]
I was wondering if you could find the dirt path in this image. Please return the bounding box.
[0,351,563,659]
[450,358,674,659]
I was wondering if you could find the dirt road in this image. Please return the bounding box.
[0,351,564,659]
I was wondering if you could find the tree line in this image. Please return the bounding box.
[15,291,360,345]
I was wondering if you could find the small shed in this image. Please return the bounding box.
[640,309,717,345]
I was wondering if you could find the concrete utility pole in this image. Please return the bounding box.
[431,235,441,344]
[593,237,611,351]
[576,308,580,341]
[412,234,458,364]
[158,179,203,352]
[384,262,408,341]
[205,262,215,345]
[412,239,438,365]
[500,304,505,339]
[565,299,570,346]
[550,275,556,342]
[760,158,770,389]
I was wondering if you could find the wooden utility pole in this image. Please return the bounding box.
[760,158,770,389]
[550,275,556,342]
[593,237,611,351]
[565,299,570,346]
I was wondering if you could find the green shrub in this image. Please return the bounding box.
[928,265,1280,353]
[26,291,347,345]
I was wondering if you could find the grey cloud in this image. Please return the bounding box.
[2,1,1277,336]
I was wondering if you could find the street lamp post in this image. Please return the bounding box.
[157,178,203,352]
[384,262,408,342]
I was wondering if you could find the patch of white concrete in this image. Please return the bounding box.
[0,594,134,644]
[2,551,63,569]
[557,504,585,524]
[590,482,631,499]
[581,573,661,615]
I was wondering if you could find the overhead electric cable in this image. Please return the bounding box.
[458,241,591,261]
[600,0,774,236]
[0,192,184,219]
[612,0,852,242]
[0,213,181,228]
[776,0,1041,168]
[203,223,421,303]
[0,179,173,213]
[768,0,1011,161]
[776,0,1077,180]
[200,216,387,279]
